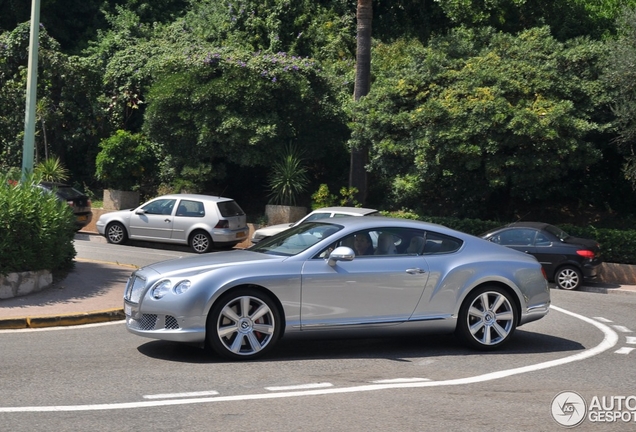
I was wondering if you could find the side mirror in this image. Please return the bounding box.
[328,246,355,267]
[135,208,145,215]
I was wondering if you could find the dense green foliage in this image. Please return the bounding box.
[0,174,76,274]
[3,0,636,225]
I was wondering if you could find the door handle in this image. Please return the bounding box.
[164,218,171,223]
[406,268,426,275]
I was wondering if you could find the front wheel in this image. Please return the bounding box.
[207,288,281,360]
[455,286,518,350]
[555,266,582,290]
[190,230,212,253]
[105,222,128,245]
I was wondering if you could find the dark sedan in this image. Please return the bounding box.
[480,222,601,290]
[37,182,93,230]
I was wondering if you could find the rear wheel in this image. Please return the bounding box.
[105,222,128,245]
[207,288,281,360]
[190,230,212,253]
[555,266,582,290]
[456,286,517,350]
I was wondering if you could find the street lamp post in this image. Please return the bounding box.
[21,0,41,179]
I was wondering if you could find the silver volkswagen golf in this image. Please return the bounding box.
[124,217,550,360]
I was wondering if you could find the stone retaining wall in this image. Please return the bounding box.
[0,270,52,300]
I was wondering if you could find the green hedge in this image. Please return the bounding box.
[384,210,636,265]
[0,175,76,275]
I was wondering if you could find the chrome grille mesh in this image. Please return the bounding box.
[165,316,179,330]
[128,314,157,331]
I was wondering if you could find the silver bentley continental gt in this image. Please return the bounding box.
[123,217,550,360]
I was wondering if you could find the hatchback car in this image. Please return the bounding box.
[96,194,248,253]
[480,222,601,290]
[37,182,92,230]
[250,206,379,243]
[123,216,550,360]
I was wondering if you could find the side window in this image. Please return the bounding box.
[423,231,463,254]
[535,232,551,247]
[142,199,176,215]
[315,228,426,258]
[176,200,205,218]
[490,229,535,246]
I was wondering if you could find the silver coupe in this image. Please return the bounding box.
[124,217,550,360]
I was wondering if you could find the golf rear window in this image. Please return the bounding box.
[217,200,245,217]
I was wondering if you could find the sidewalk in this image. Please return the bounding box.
[0,259,132,329]
[1,252,636,330]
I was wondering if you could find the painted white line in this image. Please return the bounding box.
[265,383,333,392]
[0,320,125,334]
[611,325,633,333]
[372,378,431,384]
[143,391,219,400]
[593,317,613,323]
[0,305,618,413]
[615,347,635,355]
[626,337,636,345]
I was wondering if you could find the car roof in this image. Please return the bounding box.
[153,194,235,202]
[309,206,378,215]
[506,222,551,229]
[316,215,467,237]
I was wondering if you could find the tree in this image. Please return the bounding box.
[349,0,372,204]
[349,27,612,218]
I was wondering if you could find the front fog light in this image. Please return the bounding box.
[151,280,172,299]
[174,280,191,295]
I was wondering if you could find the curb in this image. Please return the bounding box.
[0,308,124,330]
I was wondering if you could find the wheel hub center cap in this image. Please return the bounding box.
[484,312,495,324]
[238,318,253,334]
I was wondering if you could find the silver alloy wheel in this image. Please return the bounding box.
[216,295,276,357]
[466,291,515,346]
[190,231,211,253]
[107,223,125,244]
[556,267,581,290]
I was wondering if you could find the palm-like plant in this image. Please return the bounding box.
[34,157,69,183]
[268,146,309,206]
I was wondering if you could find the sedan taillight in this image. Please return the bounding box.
[576,250,595,259]
[215,220,229,229]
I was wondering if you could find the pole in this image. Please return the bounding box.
[21,0,41,179]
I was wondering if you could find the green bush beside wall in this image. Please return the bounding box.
[0,175,76,275]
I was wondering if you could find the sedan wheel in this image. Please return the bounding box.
[190,230,212,253]
[456,286,517,350]
[555,266,582,290]
[207,289,281,360]
[106,222,127,245]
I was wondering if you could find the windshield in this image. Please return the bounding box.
[544,224,569,240]
[250,222,342,256]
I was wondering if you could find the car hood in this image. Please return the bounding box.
[141,249,284,278]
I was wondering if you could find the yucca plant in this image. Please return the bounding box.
[34,157,69,183]
[267,145,309,206]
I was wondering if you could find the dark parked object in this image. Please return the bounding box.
[480,222,601,290]
[38,182,92,230]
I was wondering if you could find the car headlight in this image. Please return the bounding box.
[173,280,191,295]
[151,280,172,299]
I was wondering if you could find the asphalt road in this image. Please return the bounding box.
[0,240,634,431]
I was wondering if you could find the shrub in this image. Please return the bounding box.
[0,174,76,275]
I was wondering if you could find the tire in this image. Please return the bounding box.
[190,230,213,253]
[105,222,128,245]
[555,266,582,290]
[455,286,517,350]
[207,288,282,360]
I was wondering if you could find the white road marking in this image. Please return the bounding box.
[372,378,431,384]
[611,325,633,333]
[0,305,618,413]
[626,337,636,344]
[593,317,613,323]
[615,347,635,355]
[143,391,219,400]
[265,383,333,391]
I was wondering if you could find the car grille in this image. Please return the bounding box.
[125,274,146,303]
[127,314,181,331]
